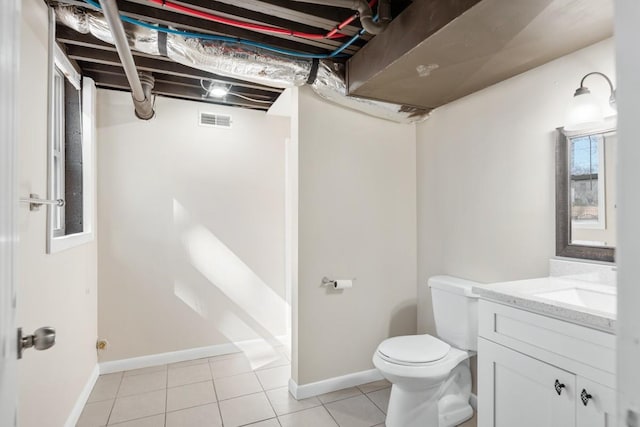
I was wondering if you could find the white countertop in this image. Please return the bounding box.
[472,276,616,333]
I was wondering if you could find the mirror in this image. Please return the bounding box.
[556,127,616,262]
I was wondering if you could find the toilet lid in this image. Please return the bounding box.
[377,335,451,364]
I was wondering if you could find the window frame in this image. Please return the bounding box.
[47,42,96,254]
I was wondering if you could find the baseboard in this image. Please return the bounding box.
[470,392,477,410]
[64,364,99,427]
[289,369,384,400]
[99,342,240,374]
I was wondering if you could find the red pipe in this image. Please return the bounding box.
[148,0,377,41]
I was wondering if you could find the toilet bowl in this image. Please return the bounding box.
[373,276,479,427]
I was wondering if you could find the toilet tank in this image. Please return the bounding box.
[428,276,479,351]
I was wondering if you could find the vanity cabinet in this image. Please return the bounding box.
[478,300,616,427]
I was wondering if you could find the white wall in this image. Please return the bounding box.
[17,1,98,425]
[416,38,616,334]
[97,90,290,363]
[615,0,640,422]
[294,87,417,384]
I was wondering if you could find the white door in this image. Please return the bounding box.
[615,1,640,426]
[478,338,576,427]
[0,0,21,425]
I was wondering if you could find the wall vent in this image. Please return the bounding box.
[199,112,232,128]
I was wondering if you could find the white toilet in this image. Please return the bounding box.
[373,275,479,427]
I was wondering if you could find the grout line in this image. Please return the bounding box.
[207,358,225,426]
[104,372,125,426]
[362,389,389,415]
[163,362,169,427]
[321,401,341,427]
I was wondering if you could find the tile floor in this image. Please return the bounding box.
[77,350,477,427]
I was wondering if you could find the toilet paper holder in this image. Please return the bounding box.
[321,277,336,287]
[321,277,354,289]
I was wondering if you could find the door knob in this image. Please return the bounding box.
[581,389,593,406]
[554,379,566,395]
[17,327,56,359]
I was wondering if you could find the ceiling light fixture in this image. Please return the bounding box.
[201,79,230,99]
[564,72,616,132]
[208,84,230,98]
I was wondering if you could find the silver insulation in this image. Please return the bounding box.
[56,5,429,123]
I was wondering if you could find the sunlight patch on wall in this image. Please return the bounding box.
[172,199,290,366]
[174,279,208,318]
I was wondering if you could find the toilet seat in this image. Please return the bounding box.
[377,335,451,365]
[373,335,470,380]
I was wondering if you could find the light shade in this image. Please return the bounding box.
[564,88,605,132]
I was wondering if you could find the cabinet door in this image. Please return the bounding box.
[478,338,576,427]
[576,377,617,427]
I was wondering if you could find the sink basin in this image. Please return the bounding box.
[535,288,616,314]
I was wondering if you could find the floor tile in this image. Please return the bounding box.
[459,412,477,427]
[76,399,113,427]
[209,355,253,379]
[357,380,390,394]
[124,365,167,377]
[167,363,212,387]
[255,365,290,390]
[118,371,167,397]
[108,414,165,427]
[88,375,122,403]
[278,406,338,427]
[325,395,386,427]
[214,372,263,400]
[166,403,222,427]
[317,387,362,404]
[254,354,290,371]
[208,352,245,363]
[265,387,321,416]
[168,358,210,369]
[218,392,276,427]
[167,380,216,412]
[365,388,390,414]
[246,419,280,426]
[109,390,166,424]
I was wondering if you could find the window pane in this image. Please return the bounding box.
[63,78,83,235]
[570,135,602,223]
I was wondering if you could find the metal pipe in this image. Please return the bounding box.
[290,0,391,34]
[98,0,155,119]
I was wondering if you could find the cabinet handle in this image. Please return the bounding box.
[554,379,566,395]
[581,389,593,406]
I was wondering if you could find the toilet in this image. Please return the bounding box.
[373,276,479,427]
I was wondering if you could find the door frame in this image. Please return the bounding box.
[0,0,20,425]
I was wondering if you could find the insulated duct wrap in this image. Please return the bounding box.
[56,6,429,123]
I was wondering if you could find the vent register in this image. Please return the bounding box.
[199,112,232,128]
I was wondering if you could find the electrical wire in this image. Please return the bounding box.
[83,0,365,59]
[228,92,275,104]
[147,0,376,40]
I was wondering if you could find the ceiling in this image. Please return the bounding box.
[347,0,614,109]
[50,0,411,111]
[51,0,613,114]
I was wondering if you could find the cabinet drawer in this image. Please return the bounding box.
[479,300,615,385]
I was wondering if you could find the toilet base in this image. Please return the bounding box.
[386,383,441,427]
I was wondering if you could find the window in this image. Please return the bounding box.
[47,44,95,253]
[569,133,606,230]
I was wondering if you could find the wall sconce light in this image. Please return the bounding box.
[565,72,616,132]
